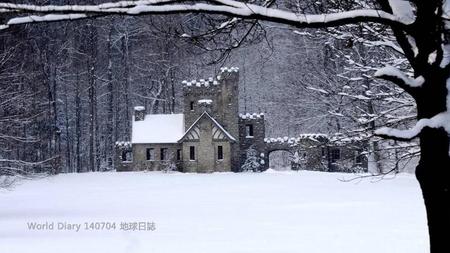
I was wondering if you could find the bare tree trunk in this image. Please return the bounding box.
[106,22,115,169]
[63,90,72,172]
[52,64,61,173]
[170,70,175,113]
[87,21,98,172]
[75,75,81,173]
[121,35,131,140]
[359,40,381,174]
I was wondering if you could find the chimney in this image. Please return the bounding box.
[134,106,145,121]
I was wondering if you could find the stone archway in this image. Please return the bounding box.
[266,149,294,171]
[262,136,329,171]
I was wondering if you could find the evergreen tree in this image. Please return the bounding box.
[241,145,262,172]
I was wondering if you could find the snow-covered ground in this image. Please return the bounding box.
[0,170,428,253]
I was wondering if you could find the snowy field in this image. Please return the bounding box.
[0,170,428,253]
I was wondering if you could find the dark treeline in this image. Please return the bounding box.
[0,2,326,174]
[0,0,275,174]
[0,12,209,173]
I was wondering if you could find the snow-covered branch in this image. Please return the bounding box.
[1,14,87,30]
[374,65,423,93]
[0,1,413,31]
[375,112,450,141]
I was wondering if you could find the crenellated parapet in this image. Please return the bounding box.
[181,67,239,92]
[182,77,221,95]
[264,134,328,146]
[239,112,264,120]
[115,141,132,149]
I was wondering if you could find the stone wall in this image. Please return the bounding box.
[262,136,368,172]
[183,86,222,129]
[115,143,182,171]
[115,142,133,172]
[289,139,326,171]
[182,118,232,173]
[325,144,368,172]
[238,114,267,171]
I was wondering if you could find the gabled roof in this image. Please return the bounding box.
[179,111,236,143]
[132,114,184,144]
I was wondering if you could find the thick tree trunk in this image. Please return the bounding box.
[416,127,450,253]
[415,74,450,253]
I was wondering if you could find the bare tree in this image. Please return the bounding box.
[0,27,57,186]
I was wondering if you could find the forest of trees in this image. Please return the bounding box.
[0,2,417,177]
[0,13,213,175]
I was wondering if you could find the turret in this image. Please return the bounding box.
[218,67,240,140]
[181,67,240,131]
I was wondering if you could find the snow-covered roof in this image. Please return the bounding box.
[180,111,236,142]
[132,114,184,144]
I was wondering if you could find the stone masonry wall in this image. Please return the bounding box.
[238,114,267,171]
[182,69,240,171]
[132,143,182,171]
[182,118,232,173]
[219,71,240,171]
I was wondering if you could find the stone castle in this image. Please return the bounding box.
[115,67,367,173]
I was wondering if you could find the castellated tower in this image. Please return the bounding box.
[182,67,240,171]
[182,67,239,131]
